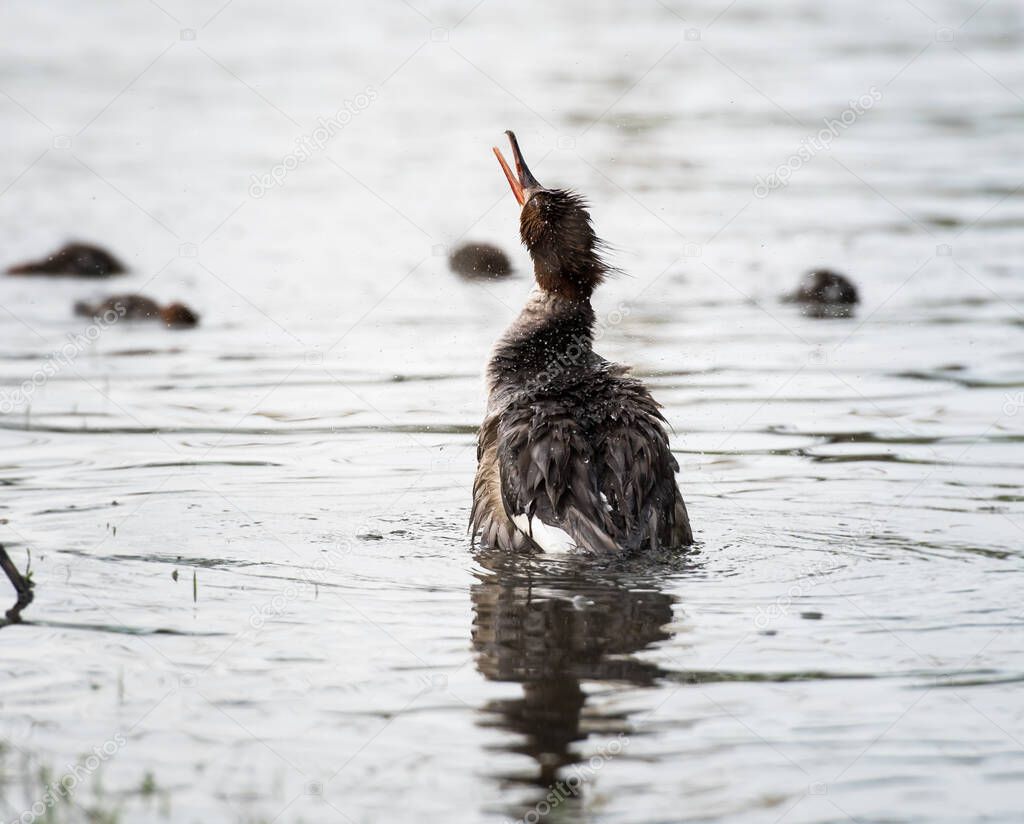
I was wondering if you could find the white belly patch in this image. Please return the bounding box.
[511,513,576,554]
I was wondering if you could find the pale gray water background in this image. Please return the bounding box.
[0,0,1022,821]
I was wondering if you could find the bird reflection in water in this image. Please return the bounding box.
[471,549,691,817]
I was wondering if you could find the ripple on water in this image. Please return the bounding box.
[0,0,1022,821]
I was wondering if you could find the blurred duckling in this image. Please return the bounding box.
[8,242,126,277]
[449,241,512,279]
[784,269,859,318]
[74,295,199,329]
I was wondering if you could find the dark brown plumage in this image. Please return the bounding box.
[74,294,199,328]
[471,131,692,555]
[449,242,512,279]
[7,243,126,277]
[784,269,859,318]
[519,190,609,299]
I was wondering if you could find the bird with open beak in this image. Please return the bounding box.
[470,131,693,555]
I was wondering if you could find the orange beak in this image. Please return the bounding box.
[492,130,542,207]
[493,145,524,205]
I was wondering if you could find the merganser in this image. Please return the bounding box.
[7,243,126,277]
[470,131,693,555]
[449,241,512,279]
[783,268,859,318]
[74,294,199,328]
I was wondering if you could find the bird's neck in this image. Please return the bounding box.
[487,289,595,395]
[530,247,603,301]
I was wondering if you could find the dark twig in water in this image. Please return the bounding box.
[0,543,35,623]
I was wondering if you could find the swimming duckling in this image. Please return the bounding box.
[470,131,692,555]
[8,243,126,277]
[784,269,859,318]
[449,242,512,279]
[74,295,199,328]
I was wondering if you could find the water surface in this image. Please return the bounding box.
[0,0,1022,821]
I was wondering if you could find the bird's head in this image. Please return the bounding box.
[493,131,609,301]
[160,302,199,328]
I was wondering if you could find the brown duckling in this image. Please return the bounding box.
[449,242,512,279]
[74,295,199,328]
[8,243,126,277]
[783,269,859,318]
